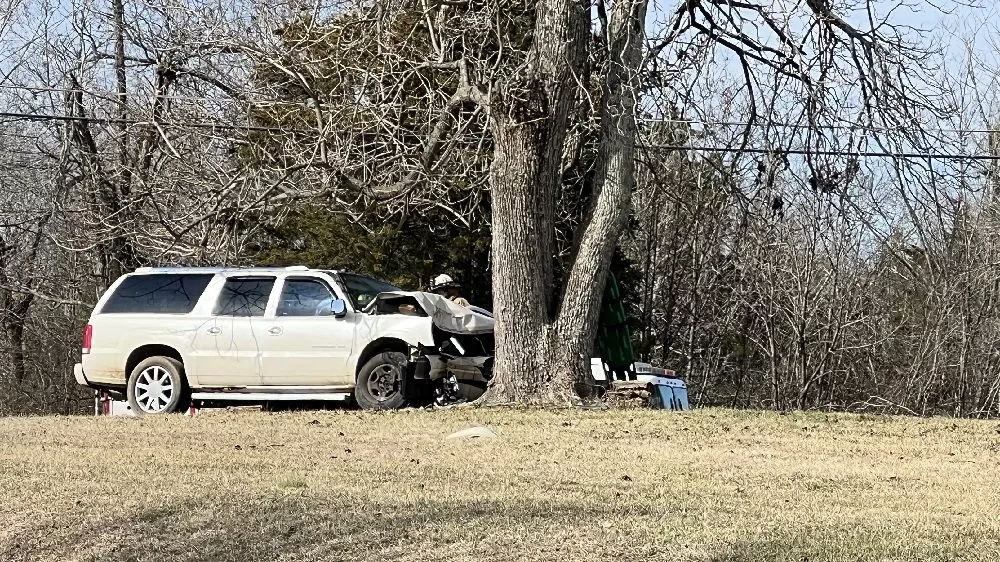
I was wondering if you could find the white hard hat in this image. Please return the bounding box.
[428,274,460,292]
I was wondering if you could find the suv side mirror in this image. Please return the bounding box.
[330,299,348,318]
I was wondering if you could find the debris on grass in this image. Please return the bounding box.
[445,426,498,440]
[604,381,654,409]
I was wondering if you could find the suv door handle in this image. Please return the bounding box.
[268,327,283,335]
[207,327,221,335]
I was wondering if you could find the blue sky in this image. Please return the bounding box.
[647,0,1000,146]
[637,1,1000,234]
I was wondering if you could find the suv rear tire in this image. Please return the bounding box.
[126,356,188,415]
[355,352,408,410]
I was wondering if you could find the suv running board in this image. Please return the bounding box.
[190,392,351,401]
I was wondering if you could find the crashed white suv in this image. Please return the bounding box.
[74,266,494,413]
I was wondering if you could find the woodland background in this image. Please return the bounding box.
[2,0,1000,416]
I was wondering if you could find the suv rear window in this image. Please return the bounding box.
[101,274,214,314]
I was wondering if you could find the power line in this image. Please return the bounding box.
[4,109,999,162]
[3,83,998,137]
[0,84,263,105]
[0,110,291,133]
[639,117,1000,136]
[642,143,1000,161]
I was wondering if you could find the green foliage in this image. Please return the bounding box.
[251,204,492,303]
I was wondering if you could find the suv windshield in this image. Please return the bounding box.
[332,272,401,310]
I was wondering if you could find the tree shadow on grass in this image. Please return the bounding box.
[7,497,982,562]
[703,535,984,562]
[3,494,671,562]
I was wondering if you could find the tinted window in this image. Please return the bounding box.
[214,277,275,317]
[336,273,401,310]
[101,274,214,314]
[277,278,335,317]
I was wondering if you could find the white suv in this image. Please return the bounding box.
[74,266,494,413]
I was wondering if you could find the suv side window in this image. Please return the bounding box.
[101,274,214,314]
[277,278,336,317]
[214,277,276,317]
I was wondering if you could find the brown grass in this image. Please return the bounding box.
[1,407,998,561]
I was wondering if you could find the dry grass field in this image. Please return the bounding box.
[1,407,998,562]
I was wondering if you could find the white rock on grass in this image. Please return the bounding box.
[445,426,498,440]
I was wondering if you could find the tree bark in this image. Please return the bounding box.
[548,0,647,399]
[0,226,44,385]
[484,0,589,405]
[2,298,31,384]
[113,0,131,195]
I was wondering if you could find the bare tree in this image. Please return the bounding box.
[4,0,999,416]
[480,0,952,405]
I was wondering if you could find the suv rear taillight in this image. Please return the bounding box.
[82,324,92,355]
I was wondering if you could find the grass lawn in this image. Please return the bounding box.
[1,407,998,561]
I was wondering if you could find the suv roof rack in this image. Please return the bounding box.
[130,266,319,274]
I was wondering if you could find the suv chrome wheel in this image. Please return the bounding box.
[134,365,175,413]
[126,356,187,415]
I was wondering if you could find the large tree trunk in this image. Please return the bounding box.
[551,0,647,395]
[485,0,647,405]
[485,0,589,405]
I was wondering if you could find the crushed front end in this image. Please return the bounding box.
[411,327,494,405]
[369,291,495,405]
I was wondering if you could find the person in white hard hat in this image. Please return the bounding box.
[427,274,470,307]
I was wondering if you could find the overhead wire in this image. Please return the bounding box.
[0,84,264,105]
[2,84,999,138]
[639,143,1000,161]
[637,117,1000,137]
[2,109,1000,162]
[0,110,289,133]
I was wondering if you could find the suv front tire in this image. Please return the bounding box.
[354,352,409,410]
[126,356,188,415]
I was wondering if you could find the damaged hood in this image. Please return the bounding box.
[371,291,495,335]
